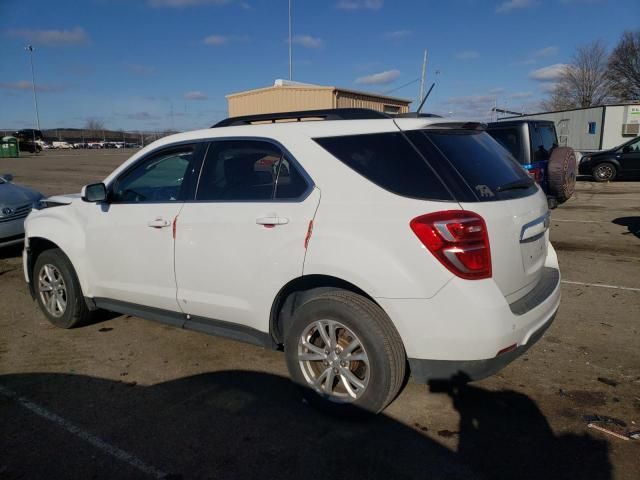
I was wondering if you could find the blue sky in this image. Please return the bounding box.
[1,0,638,132]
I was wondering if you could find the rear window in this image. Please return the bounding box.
[530,124,557,161]
[315,129,537,202]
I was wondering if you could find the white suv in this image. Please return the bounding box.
[23,109,560,414]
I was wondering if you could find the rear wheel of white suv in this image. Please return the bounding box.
[284,290,406,414]
[33,248,91,329]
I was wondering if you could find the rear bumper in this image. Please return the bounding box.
[408,311,555,383]
[376,244,561,378]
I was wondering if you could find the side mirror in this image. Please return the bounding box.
[622,146,631,154]
[81,183,107,202]
[0,173,14,182]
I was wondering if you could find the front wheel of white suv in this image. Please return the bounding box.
[284,290,406,414]
[33,248,92,329]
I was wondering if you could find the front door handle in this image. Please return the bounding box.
[147,218,171,228]
[256,216,289,226]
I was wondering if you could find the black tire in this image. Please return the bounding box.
[592,162,617,182]
[33,248,91,329]
[547,146,577,202]
[284,290,406,415]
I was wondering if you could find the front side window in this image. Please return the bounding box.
[621,137,640,153]
[111,147,194,203]
[196,140,309,201]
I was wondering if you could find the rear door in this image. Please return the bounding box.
[174,139,320,333]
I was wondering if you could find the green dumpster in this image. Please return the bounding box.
[0,136,19,158]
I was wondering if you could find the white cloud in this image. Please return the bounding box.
[184,91,208,100]
[7,27,90,46]
[148,0,231,7]
[355,69,400,85]
[496,0,537,14]
[529,63,568,81]
[533,46,558,57]
[203,34,249,46]
[455,50,480,60]
[291,35,322,49]
[336,0,383,10]
[0,80,66,93]
[384,30,412,39]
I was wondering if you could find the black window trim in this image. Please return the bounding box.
[191,136,315,204]
[107,140,208,205]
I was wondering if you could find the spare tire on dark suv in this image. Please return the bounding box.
[487,120,576,209]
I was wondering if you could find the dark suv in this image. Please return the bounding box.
[487,120,576,208]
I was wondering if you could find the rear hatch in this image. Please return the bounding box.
[401,125,549,303]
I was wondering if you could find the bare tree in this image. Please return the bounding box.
[607,31,640,102]
[543,40,612,110]
[84,117,105,140]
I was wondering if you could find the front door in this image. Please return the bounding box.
[175,139,320,333]
[85,143,203,312]
[618,137,640,173]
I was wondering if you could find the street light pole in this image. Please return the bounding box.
[288,0,292,80]
[25,45,41,132]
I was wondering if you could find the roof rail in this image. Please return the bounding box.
[212,108,389,128]
[395,112,443,119]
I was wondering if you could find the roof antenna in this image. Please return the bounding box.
[416,82,435,114]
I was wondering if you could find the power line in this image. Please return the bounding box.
[383,77,420,95]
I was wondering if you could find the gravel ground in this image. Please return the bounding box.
[1,150,638,480]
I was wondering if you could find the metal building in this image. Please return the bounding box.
[501,103,640,154]
[227,80,412,117]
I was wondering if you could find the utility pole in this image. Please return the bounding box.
[418,49,427,105]
[25,45,41,153]
[288,0,292,80]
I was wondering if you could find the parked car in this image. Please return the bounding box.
[487,120,576,209]
[579,136,640,181]
[52,141,74,149]
[23,109,561,414]
[0,174,43,248]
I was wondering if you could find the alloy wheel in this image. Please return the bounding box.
[38,264,67,318]
[297,319,370,402]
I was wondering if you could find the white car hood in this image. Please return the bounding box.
[45,193,82,205]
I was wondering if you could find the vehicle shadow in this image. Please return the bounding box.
[0,243,23,260]
[430,376,611,480]
[612,216,640,239]
[0,371,611,480]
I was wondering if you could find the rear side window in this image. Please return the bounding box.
[486,128,522,163]
[531,124,557,161]
[407,130,537,201]
[196,140,309,201]
[314,132,453,201]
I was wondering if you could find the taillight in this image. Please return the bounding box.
[410,210,492,280]
[527,167,542,183]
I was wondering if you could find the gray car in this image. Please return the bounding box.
[0,174,43,248]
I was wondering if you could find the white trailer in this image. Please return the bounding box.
[501,103,640,155]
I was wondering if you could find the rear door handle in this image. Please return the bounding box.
[256,216,289,226]
[147,218,171,228]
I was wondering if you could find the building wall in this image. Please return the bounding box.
[227,87,335,116]
[502,107,605,152]
[601,105,625,150]
[335,92,410,113]
[503,104,640,153]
